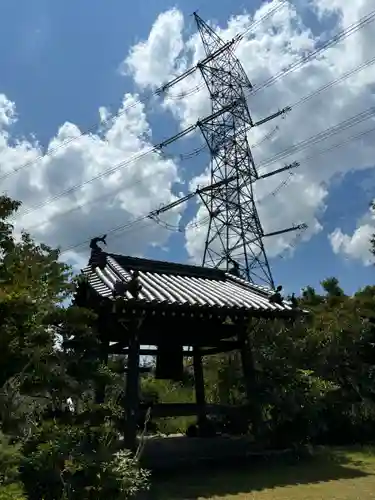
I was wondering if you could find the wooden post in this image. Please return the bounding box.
[193,347,207,425]
[238,327,262,438]
[124,321,141,451]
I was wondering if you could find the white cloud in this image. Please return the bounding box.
[1,0,375,278]
[0,94,16,129]
[329,224,375,266]
[329,200,375,265]
[125,0,375,268]
[0,93,181,268]
[123,8,186,89]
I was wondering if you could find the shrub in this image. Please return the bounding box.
[0,432,25,500]
[0,483,25,500]
[20,421,150,499]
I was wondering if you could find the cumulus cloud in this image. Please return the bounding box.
[1,0,375,277]
[123,8,186,89]
[329,225,375,266]
[0,93,181,267]
[124,0,375,267]
[0,94,16,128]
[329,207,375,266]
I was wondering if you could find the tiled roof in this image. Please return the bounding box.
[81,253,295,315]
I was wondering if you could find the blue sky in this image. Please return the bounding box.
[0,0,374,296]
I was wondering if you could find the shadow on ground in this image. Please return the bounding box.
[149,451,373,500]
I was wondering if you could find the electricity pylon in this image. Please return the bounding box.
[194,13,284,287]
[154,13,305,289]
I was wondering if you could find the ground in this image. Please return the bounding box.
[151,447,375,499]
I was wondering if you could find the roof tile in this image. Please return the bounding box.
[81,253,294,314]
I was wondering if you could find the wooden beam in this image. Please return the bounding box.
[202,341,241,356]
[108,340,241,356]
[138,403,246,418]
[108,346,158,356]
[114,366,152,374]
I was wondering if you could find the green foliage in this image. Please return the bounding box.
[106,450,151,498]
[21,421,150,499]
[0,433,22,485]
[140,375,196,434]
[320,277,345,297]
[200,278,375,447]
[2,188,375,499]
[0,432,25,500]
[0,483,25,500]
[0,195,150,499]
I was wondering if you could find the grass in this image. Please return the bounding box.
[150,446,375,499]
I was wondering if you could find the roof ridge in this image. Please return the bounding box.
[79,254,298,315]
[107,253,227,280]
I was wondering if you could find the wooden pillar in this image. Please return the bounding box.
[238,327,262,438]
[124,322,141,451]
[193,347,207,425]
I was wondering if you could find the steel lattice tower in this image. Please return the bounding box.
[152,14,304,288]
[194,13,274,287]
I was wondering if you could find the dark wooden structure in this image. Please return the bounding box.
[74,239,301,451]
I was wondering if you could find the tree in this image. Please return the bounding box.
[321,277,345,298]
[201,276,375,447]
[0,195,72,436]
[0,195,150,499]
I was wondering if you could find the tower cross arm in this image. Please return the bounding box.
[229,223,307,254]
[257,162,300,180]
[149,177,237,217]
[253,106,291,128]
[156,39,239,94]
[264,223,307,239]
[156,99,241,154]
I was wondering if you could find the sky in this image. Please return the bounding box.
[0,0,374,296]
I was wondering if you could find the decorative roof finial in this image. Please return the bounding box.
[89,235,107,270]
[90,235,107,251]
[269,285,284,305]
[290,293,299,308]
[228,258,241,277]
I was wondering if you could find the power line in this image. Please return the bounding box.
[62,214,151,255]
[249,8,375,94]
[234,0,289,47]
[257,171,295,203]
[59,121,375,257]
[14,100,288,221]
[258,106,375,169]
[15,94,375,226]
[14,146,160,219]
[3,1,371,188]
[0,95,153,184]
[8,7,375,258]
[295,124,375,165]
[20,106,375,236]
[56,0,375,264]
[19,125,267,233]
[276,190,375,262]
[0,4,283,185]
[288,55,375,110]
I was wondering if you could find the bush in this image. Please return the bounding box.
[0,483,25,500]
[105,450,151,498]
[20,421,150,500]
[0,432,23,485]
[0,432,25,500]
